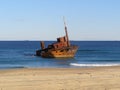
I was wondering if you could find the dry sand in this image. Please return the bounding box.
[0,67,120,90]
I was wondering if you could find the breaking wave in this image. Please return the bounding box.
[70,63,120,67]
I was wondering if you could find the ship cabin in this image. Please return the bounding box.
[52,36,68,49]
[45,36,68,50]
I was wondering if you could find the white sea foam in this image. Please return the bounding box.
[70,63,120,67]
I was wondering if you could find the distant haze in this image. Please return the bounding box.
[0,0,120,41]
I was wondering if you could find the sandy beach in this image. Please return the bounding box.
[0,67,120,90]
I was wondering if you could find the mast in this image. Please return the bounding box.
[63,17,70,47]
[40,41,45,50]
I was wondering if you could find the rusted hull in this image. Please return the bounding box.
[36,45,78,58]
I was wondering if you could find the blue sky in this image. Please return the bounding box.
[0,0,120,41]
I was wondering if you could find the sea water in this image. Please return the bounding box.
[0,41,120,69]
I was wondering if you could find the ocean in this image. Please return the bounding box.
[0,41,120,69]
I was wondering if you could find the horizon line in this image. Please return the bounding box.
[0,40,120,41]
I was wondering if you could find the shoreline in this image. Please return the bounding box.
[0,65,120,71]
[0,66,120,90]
[1,63,120,70]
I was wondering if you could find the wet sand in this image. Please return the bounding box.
[0,67,120,90]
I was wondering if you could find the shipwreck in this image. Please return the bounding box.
[36,19,78,58]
